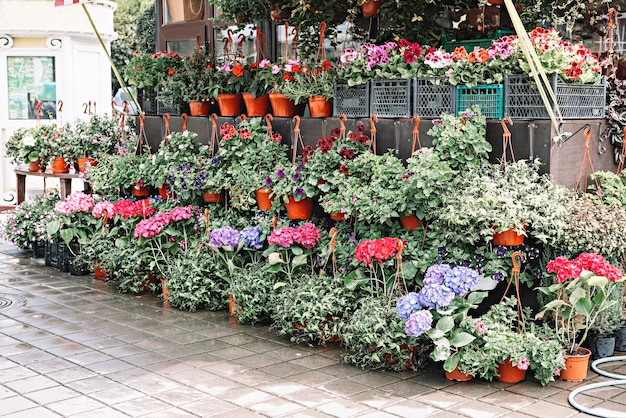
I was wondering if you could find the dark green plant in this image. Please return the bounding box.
[339,297,429,371]
[272,274,358,346]
[230,263,280,325]
[167,239,228,311]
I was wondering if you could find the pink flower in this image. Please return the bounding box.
[268,227,295,247]
[292,223,321,249]
[92,201,115,219]
[516,356,530,371]
[474,319,488,335]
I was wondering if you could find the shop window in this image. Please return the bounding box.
[7,56,56,120]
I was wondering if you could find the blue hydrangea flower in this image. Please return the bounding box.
[209,226,241,248]
[240,226,263,249]
[417,284,455,309]
[396,292,421,320]
[423,263,452,286]
[443,266,480,296]
[404,309,433,337]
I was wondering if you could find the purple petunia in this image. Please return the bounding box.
[294,187,304,197]
[404,310,433,337]
[276,168,286,179]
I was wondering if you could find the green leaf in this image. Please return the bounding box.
[291,254,308,268]
[449,331,475,348]
[435,316,455,333]
[47,220,60,236]
[443,354,460,372]
[267,252,284,265]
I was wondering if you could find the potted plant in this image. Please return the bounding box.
[159,41,214,114]
[586,287,623,360]
[281,61,336,117]
[558,195,626,264]
[4,124,56,170]
[397,147,454,229]
[0,192,59,254]
[536,252,625,381]
[475,297,567,385]
[396,262,488,378]
[217,118,289,211]
[211,62,247,116]
[255,59,306,117]
[267,156,318,220]
[439,159,570,246]
[306,125,371,219]
[147,129,199,197]
[272,274,357,346]
[341,296,426,372]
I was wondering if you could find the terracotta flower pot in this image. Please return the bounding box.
[492,227,525,246]
[361,0,382,17]
[329,211,346,221]
[242,93,270,116]
[51,157,70,174]
[189,100,211,116]
[132,185,151,198]
[216,93,243,117]
[284,196,313,220]
[307,96,332,118]
[157,184,173,199]
[255,188,273,211]
[400,214,423,231]
[269,93,305,117]
[93,263,108,281]
[76,157,97,173]
[203,190,225,203]
[497,358,527,383]
[28,158,43,172]
[444,365,472,381]
[559,347,592,382]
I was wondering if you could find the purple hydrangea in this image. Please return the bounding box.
[443,266,480,296]
[416,284,455,309]
[423,263,453,286]
[404,309,433,337]
[209,226,241,248]
[396,292,421,320]
[240,226,263,249]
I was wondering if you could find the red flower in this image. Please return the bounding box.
[232,63,244,77]
[167,68,175,76]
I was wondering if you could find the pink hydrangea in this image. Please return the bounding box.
[54,192,94,215]
[292,222,321,249]
[268,227,295,248]
[92,201,115,219]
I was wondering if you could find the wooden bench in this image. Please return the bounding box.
[14,169,90,204]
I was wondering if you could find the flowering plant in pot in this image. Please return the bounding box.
[46,192,98,255]
[124,51,183,90]
[147,130,199,193]
[396,262,488,376]
[159,42,213,107]
[536,252,625,356]
[306,125,371,218]
[263,222,322,287]
[397,147,454,224]
[217,118,288,211]
[0,192,59,252]
[267,155,318,207]
[210,61,247,97]
[476,297,566,385]
[446,35,521,87]
[5,124,56,168]
[281,60,336,105]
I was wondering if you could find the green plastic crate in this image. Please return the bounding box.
[456,84,504,119]
[441,29,516,52]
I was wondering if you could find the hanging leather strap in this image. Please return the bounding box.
[500,116,515,166]
[181,113,188,131]
[411,116,421,155]
[210,113,219,157]
[291,115,305,165]
[369,114,378,154]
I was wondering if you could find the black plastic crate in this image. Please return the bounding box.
[412,77,456,118]
[370,79,412,118]
[333,82,370,118]
[504,74,606,119]
[45,241,65,270]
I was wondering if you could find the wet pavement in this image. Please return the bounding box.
[1,241,625,417]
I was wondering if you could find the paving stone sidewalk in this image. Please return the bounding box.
[0,242,625,417]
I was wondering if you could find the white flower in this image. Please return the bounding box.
[22,135,36,147]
